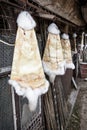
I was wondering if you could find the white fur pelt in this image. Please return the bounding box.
[48,23,60,35]
[43,23,65,84]
[42,61,65,84]
[9,79,49,111]
[61,33,75,70]
[17,11,36,30]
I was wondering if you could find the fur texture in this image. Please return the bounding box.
[65,63,75,70]
[8,80,25,96]
[9,79,49,111]
[73,33,77,38]
[48,23,60,34]
[81,44,84,51]
[17,11,36,30]
[61,33,69,40]
[42,61,65,84]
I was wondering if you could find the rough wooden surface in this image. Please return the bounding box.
[61,69,73,100]
[33,0,86,26]
[43,70,79,130]
[81,5,87,23]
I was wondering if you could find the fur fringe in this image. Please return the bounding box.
[42,61,65,83]
[8,79,49,111]
[73,33,77,38]
[61,33,69,40]
[48,23,60,35]
[65,63,75,70]
[8,80,26,96]
[17,11,36,30]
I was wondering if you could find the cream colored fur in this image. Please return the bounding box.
[9,79,49,111]
[17,11,36,30]
[48,23,60,34]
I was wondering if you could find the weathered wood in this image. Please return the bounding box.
[38,13,55,20]
[55,77,66,129]
[33,0,86,26]
[61,69,73,100]
[64,25,69,34]
[43,68,78,130]
[81,5,87,23]
[43,83,58,130]
[65,87,80,129]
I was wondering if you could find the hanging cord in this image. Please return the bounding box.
[0,39,15,46]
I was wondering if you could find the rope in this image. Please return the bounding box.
[0,39,15,46]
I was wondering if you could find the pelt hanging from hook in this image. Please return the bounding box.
[9,11,49,111]
[42,23,65,84]
[61,33,75,70]
[73,33,77,53]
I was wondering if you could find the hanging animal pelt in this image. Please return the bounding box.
[81,32,85,51]
[61,33,75,70]
[42,23,65,84]
[9,11,49,111]
[73,33,77,53]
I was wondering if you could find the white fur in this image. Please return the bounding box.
[61,33,69,40]
[85,44,87,49]
[81,44,84,51]
[8,79,49,111]
[65,63,75,70]
[8,80,26,96]
[48,23,60,34]
[23,87,39,111]
[42,61,65,83]
[17,11,36,30]
[49,73,56,85]
[73,33,77,38]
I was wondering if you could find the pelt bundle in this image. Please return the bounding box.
[42,23,65,84]
[9,11,49,111]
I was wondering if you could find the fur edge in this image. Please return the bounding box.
[65,63,75,70]
[48,23,60,34]
[8,79,49,111]
[17,11,36,30]
[73,33,77,38]
[61,33,69,40]
[42,61,65,76]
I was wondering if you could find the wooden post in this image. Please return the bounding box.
[64,24,69,34]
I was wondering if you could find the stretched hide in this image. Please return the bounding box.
[43,23,65,84]
[9,11,49,111]
[61,33,75,70]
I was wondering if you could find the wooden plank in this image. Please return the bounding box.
[43,84,58,130]
[65,87,80,129]
[38,13,55,19]
[61,69,73,100]
[55,76,67,129]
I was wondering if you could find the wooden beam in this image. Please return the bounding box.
[33,0,86,26]
[38,13,55,19]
